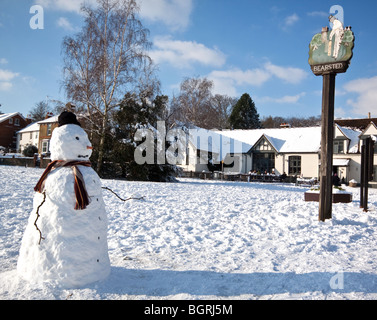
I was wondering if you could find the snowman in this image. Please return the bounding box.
[17,111,110,288]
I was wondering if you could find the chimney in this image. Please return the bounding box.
[368,112,371,119]
[45,112,53,119]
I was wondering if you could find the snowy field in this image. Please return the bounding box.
[1,165,377,300]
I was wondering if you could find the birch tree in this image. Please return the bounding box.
[170,77,217,129]
[62,0,155,174]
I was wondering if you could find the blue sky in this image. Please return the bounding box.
[1,0,377,120]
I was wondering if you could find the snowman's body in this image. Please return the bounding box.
[17,124,110,288]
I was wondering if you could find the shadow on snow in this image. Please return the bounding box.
[94,267,377,297]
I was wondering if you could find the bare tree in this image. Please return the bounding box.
[61,0,155,174]
[29,101,53,122]
[169,77,237,130]
[170,77,217,129]
[211,94,236,129]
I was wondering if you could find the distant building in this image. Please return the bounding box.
[36,115,59,155]
[16,114,89,157]
[179,120,377,186]
[17,122,40,153]
[0,113,32,152]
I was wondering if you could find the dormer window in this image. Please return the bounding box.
[334,140,344,154]
[255,138,273,151]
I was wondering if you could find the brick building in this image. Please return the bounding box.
[0,113,31,152]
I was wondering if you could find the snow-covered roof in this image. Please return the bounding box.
[0,112,25,124]
[359,121,377,140]
[17,122,40,133]
[335,124,361,153]
[37,115,59,124]
[215,127,322,153]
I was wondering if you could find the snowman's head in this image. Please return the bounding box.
[50,124,93,161]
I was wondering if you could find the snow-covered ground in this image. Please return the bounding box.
[1,165,377,300]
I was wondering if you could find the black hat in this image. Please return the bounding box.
[58,111,81,127]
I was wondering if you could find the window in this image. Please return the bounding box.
[47,124,52,136]
[42,141,49,153]
[253,153,275,173]
[14,118,20,126]
[289,156,301,175]
[9,118,13,124]
[334,140,344,154]
[255,138,273,151]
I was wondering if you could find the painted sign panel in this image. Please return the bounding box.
[309,15,354,75]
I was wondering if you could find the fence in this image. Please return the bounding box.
[0,155,51,168]
[181,171,298,183]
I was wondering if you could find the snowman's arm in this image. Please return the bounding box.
[101,186,144,202]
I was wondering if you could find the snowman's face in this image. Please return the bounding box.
[50,124,93,161]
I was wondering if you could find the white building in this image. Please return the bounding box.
[16,115,59,155]
[16,122,40,153]
[178,122,377,185]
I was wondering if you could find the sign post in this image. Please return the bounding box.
[309,15,354,222]
[360,137,374,211]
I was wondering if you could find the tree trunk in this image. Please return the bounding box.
[96,107,108,175]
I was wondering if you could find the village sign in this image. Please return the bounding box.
[309,11,355,222]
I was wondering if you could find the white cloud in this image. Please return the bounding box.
[35,0,193,30]
[209,68,271,87]
[0,69,19,91]
[0,69,19,82]
[150,36,226,68]
[208,68,271,97]
[207,62,308,97]
[344,76,377,117]
[139,0,193,31]
[210,77,238,97]
[307,11,328,18]
[335,107,347,119]
[259,92,306,104]
[0,82,13,91]
[0,58,8,65]
[56,17,76,31]
[34,0,96,13]
[264,62,308,84]
[283,13,299,28]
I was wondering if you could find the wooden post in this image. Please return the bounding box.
[309,18,354,222]
[319,73,336,222]
[361,137,374,212]
[368,137,374,181]
[360,143,365,208]
[363,139,369,212]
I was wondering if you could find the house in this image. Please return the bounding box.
[36,115,59,155]
[16,122,40,153]
[17,112,88,157]
[0,113,32,152]
[359,121,377,183]
[16,115,59,156]
[179,121,377,185]
[335,117,377,131]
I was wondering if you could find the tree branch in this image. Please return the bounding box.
[102,186,144,202]
[34,191,46,245]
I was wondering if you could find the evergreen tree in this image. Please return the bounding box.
[100,92,179,181]
[229,93,261,129]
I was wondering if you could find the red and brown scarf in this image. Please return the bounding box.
[34,160,92,210]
